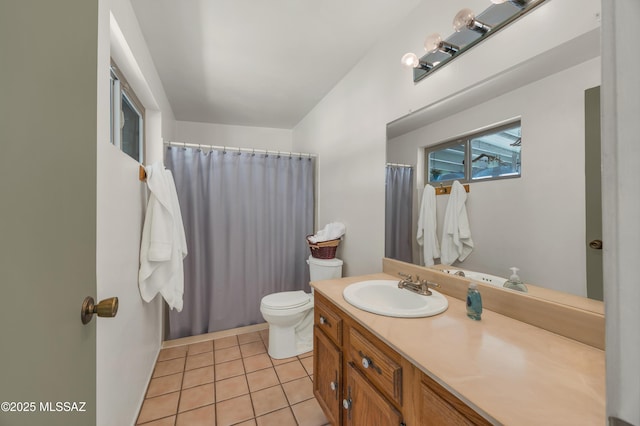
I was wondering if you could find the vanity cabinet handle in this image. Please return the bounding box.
[342,398,351,410]
[343,385,353,420]
[319,315,329,326]
[330,381,337,391]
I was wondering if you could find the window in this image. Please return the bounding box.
[426,121,521,184]
[110,62,144,162]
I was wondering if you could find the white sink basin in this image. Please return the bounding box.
[343,279,448,318]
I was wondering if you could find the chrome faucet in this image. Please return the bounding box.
[397,273,440,296]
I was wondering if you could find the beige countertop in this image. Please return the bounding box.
[311,273,605,426]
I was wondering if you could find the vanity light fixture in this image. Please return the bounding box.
[401,53,435,70]
[403,0,547,83]
[490,0,530,8]
[453,8,492,34]
[424,33,460,55]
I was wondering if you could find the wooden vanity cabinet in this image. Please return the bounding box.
[313,291,491,426]
[314,292,405,425]
[418,372,491,426]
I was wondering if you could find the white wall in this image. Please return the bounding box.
[292,0,600,278]
[96,0,175,425]
[174,120,293,152]
[387,58,600,296]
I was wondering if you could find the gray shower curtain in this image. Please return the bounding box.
[385,165,414,263]
[166,146,315,339]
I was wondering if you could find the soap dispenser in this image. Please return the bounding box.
[503,267,528,292]
[466,282,482,321]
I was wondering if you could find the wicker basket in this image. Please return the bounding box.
[306,235,341,259]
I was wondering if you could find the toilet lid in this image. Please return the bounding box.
[262,291,311,310]
[307,256,343,267]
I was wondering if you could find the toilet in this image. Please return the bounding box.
[260,256,343,359]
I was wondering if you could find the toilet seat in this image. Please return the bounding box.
[261,291,311,310]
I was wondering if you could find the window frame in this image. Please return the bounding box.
[425,120,521,185]
[110,60,145,163]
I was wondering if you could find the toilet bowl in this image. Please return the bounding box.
[260,291,314,359]
[260,256,343,359]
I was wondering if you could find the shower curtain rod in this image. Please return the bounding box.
[386,162,414,168]
[164,141,316,158]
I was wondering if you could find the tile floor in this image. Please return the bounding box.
[136,329,329,426]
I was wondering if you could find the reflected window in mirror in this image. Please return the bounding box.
[425,121,521,185]
[427,142,465,183]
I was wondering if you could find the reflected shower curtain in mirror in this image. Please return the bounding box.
[165,146,315,339]
[385,165,414,263]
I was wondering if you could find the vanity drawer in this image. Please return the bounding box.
[315,298,343,346]
[348,328,402,406]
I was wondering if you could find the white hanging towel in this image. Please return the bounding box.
[139,162,188,311]
[440,181,473,265]
[416,184,440,266]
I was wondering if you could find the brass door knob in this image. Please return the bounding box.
[81,296,118,324]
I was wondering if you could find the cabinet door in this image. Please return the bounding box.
[314,326,342,425]
[344,363,403,426]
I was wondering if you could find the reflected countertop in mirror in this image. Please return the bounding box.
[428,264,604,315]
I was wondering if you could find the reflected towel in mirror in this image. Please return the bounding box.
[441,181,473,265]
[416,184,440,266]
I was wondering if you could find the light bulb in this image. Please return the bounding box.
[424,33,459,55]
[424,33,443,53]
[453,8,475,32]
[401,52,419,68]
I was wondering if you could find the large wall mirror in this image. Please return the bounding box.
[385,0,603,309]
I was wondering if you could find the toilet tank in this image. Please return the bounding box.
[308,256,343,282]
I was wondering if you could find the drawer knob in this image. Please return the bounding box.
[358,350,382,374]
[330,381,337,391]
[362,356,371,369]
[319,315,328,325]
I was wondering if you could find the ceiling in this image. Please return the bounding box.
[130,0,422,129]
